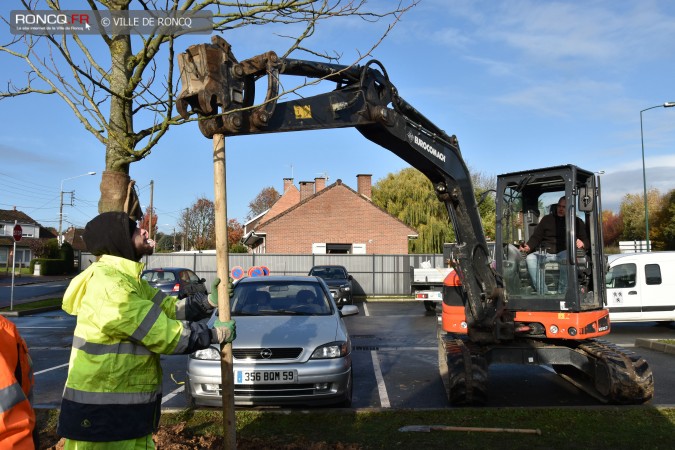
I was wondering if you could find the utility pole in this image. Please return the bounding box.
[58,190,74,246]
[149,180,154,241]
[58,172,96,246]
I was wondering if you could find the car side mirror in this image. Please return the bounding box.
[347,275,353,281]
[339,305,359,317]
[200,278,206,283]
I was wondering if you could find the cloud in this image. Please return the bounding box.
[599,158,675,212]
[0,143,67,166]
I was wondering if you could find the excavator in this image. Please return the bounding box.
[176,36,654,405]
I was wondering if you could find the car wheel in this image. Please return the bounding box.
[336,370,353,408]
[424,301,437,312]
[184,383,196,408]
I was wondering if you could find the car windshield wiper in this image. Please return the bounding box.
[266,310,314,316]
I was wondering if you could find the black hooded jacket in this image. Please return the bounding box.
[83,211,138,261]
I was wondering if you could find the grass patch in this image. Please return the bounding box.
[0,298,62,312]
[38,406,675,449]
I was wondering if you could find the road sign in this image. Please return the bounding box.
[13,224,22,241]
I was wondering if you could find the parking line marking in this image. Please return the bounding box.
[34,363,69,375]
[162,385,185,404]
[363,303,370,316]
[371,350,390,408]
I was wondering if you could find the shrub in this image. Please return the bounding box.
[60,242,75,273]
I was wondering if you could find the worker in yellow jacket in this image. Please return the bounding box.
[0,315,38,449]
[57,211,235,449]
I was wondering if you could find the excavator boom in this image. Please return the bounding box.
[177,36,508,342]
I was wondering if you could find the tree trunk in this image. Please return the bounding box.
[99,8,140,218]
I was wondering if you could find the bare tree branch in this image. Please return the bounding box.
[0,0,419,213]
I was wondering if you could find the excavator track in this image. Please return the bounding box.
[440,333,654,406]
[554,339,654,404]
[440,336,488,406]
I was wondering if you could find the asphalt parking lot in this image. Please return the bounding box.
[14,299,675,411]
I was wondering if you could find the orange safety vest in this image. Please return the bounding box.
[0,316,36,450]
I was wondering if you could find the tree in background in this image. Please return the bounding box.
[650,189,675,250]
[1,2,416,216]
[154,232,176,252]
[602,210,623,248]
[227,218,249,253]
[139,207,158,238]
[176,201,248,252]
[619,189,662,241]
[472,170,496,240]
[371,167,496,253]
[247,187,280,221]
[181,198,215,250]
[28,239,49,259]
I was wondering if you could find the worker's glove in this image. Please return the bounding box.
[179,289,215,321]
[211,319,236,344]
[208,278,220,307]
[191,291,215,315]
[207,277,234,307]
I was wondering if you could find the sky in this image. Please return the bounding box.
[1,0,674,237]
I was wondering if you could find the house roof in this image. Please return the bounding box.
[0,209,37,224]
[255,179,417,235]
[64,227,87,251]
[0,209,57,248]
[259,183,301,225]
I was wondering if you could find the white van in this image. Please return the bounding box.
[605,252,675,323]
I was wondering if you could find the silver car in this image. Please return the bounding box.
[185,275,359,407]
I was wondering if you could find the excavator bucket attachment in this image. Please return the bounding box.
[176,36,244,137]
[177,36,280,138]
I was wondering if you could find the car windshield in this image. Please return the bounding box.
[310,267,347,280]
[231,281,333,316]
[142,271,177,282]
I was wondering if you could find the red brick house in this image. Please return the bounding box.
[242,175,417,254]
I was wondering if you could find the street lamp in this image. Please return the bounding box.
[640,102,675,252]
[58,171,97,246]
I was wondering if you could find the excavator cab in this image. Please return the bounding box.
[494,165,608,336]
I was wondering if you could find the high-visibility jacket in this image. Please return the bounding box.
[0,315,36,450]
[57,255,192,442]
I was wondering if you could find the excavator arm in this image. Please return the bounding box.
[177,36,512,342]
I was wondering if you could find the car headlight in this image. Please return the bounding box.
[310,341,351,359]
[191,346,220,360]
[341,285,351,292]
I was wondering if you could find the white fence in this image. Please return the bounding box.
[80,252,447,296]
[618,241,649,253]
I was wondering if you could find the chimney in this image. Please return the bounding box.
[357,174,372,199]
[283,178,294,192]
[300,181,315,201]
[314,177,326,192]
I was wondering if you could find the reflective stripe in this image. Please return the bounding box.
[130,302,163,343]
[0,382,27,413]
[151,289,166,305]
[62,386,160,405]
[171,322,191,354]
[71,335,152,356]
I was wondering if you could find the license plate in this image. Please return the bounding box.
[235,370,297,384]
[415,291,442,301]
